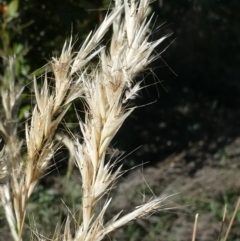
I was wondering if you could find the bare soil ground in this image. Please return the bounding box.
[108,137,240,241]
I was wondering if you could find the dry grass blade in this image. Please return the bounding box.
[217,205,227,241]
[222,197,240,241]
[192,213,199,241]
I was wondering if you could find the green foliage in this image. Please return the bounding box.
[7,0,19,20]
[0,0,30,82]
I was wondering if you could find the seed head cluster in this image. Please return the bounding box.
[0,1,171,240]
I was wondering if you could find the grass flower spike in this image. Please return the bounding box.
[0,1,171,240]
[67,0,171,240]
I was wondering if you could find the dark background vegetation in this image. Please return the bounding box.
[1,0,240,170]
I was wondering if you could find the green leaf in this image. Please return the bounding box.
[13,43,24,54]
[7,0,19,18]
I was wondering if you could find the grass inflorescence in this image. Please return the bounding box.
[0,1,173,240]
